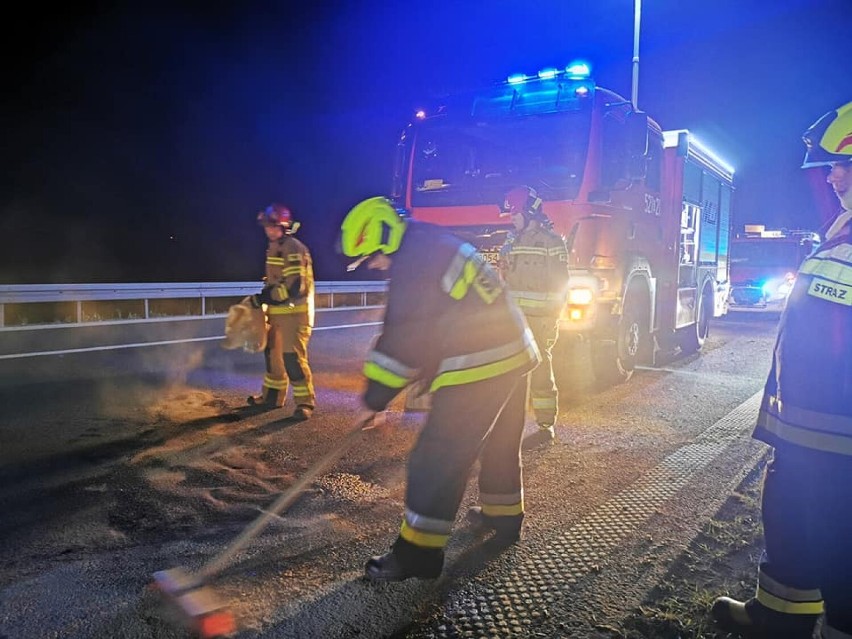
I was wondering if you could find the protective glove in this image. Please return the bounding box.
[250,285,274,308]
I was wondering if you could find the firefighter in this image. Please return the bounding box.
[339,196,541,581]
[711,102,852,638]
[498,186,569,448]
[247,204,316,421]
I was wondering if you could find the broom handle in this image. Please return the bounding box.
[197,421,369,580]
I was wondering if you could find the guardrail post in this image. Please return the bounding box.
[0,303,4,328]
[144,298,150,319]
[77,301,82,323]
[201,295,206,316]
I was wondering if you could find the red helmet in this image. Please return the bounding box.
[500,186,543,219]
[257,203,293,228]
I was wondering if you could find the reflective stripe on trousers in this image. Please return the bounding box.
[399,373,525,551]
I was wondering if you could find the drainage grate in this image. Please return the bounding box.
[411,391,763,638]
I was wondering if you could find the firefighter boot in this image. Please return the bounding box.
[467,507,523,544]
[711,596,819,638]
[364,537,443,582]
[289,405,313,421]
[522,424,555,450]
[246,395,276,411]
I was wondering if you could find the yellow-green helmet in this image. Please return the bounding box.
[802,101,852,168]
[339,197,408,258]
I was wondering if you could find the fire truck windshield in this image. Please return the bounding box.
[410,110,591,207]
[730,240,801,268]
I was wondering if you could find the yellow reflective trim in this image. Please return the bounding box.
[429,345,536,392]
[282,266,303,276]
[287,254,302,263]
[757,588,824,615]
[400,520,449,549]
[481,502,524,517]
[363,361,409,388]
[511,247,549,255]
[263,375,288,390]
[800,254,852,285]
[275,284,289,301]
[267,304,308,315]
[266,257,285,265]
[449,259,478,300]
[807,277,852,306]
[531,397,557,409]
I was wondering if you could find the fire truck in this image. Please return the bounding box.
[390,62,735,384]
[729,225,820,310]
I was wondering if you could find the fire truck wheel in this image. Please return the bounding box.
[678,288,711,354]
[590,300,648,386]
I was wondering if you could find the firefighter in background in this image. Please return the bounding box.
[712,102,852,638]
[248,204,316,421]
[339,197,540,581]
[498,186,569,448]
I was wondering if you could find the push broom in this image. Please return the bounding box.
[152,413,381,638]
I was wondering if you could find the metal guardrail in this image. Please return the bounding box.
[0,281,388,329]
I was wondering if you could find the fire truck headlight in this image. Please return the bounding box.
[567,287,594,305]
[568,308,584,321]
[762,275,795,300]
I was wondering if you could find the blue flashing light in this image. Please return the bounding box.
[565,60,591,79]
[537,68,558,80]
[414,109,426,120]
[507,73,528,85]
[575,85,590,97]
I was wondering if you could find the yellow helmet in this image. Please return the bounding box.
[339,197,407,260]
[802,101,852,168]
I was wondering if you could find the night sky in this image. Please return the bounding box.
[2,0,850,284]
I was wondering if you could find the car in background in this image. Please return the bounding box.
[729,225,820,311]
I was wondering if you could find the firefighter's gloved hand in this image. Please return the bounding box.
[251,286,274,308]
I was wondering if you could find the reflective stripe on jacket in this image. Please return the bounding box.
[362,222,541,412]
[501,225,569,316]
[754,227,852,455]
[264,235,315,324]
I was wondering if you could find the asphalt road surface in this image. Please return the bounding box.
[0,309,779,638]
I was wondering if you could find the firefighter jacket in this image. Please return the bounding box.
[753,223,852,456]
[500,223,569,317]
[262,234,315,325]
[362,222,541,412]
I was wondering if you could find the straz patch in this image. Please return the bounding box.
[808,277,852,306]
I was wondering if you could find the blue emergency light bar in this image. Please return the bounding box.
[506,60,592,86]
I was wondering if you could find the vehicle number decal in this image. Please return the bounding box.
[644,194,661,216]
[480,251,501,266]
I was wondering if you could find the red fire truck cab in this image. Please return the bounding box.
[390,63,735,384]
[729,225,820,311]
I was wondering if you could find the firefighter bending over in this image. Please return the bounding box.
[498,186,569,448]
[248,204,316,421]
[711,102,852,638]
[339,197,540,581]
